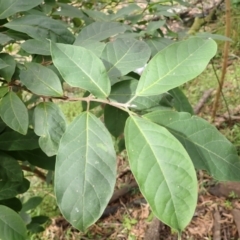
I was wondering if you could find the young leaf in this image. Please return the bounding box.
[144,110,240,181]
[21,39,50,56]
[135,37,217,96]
[101,38,151,78]
[0,92,28,135]
[0,130,39,151]
[0,0,42,19]
[20,62,63,97]
[124,116,197,231]
[50,42,111,98]
[0,53,16,82]
[5,15,75,44]
[55,112,116,231]
[74,22,126,45]
[33,102,67,156]
[0,205,27,240]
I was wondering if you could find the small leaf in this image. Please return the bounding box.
[5,15,75,44]
[101,38,151,78]
[125,116,197,231]
[33,102,67,156]
[53,3,85,18]
[21,196,43,212]
[0,33,13,46]
[74,22,126,45]
[104,105,129,138]
[20,62,63,97]
[111,4,141,20]
[146,21,165,33]
[0,197,22,212]
[83,9,111,22]
[0,53,16,82]
[51,42,111,98]
[109,80,165,110]
[0,92,28,135]
[0,86,8,98]
[145,110,240,181]
[55,112,116,231]
[21,39,50,56]
[0,0,43,19]
[135,38,217,96]
[0,130,39,151]
[169,87,194,114]
[0,205,27,240]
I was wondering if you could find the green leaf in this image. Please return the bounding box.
[135,37,217,96]
[0,0,42,19]
[21,196,43,212]
[0,197,22,212]
[33,102,67,156]
[0,53,16,82]
[145,37,173,57]
[0,86,8,98]
[83,9,111,22]
[0,181,22,200]
[146,21,165,33]
[55,112,116,231]
[74,40,105,57]
[0,92,28,135]
[20,62,63,97]
[74,22,126,45]
[0,130,39,151]
[104,105,129,138]
[50,42,111,98]
[5,15,75,44]
[111,4,141,20]
[144,110,240,181]
[53,3,85,18]
[0,33,13,46]
[0,152,22,182]
[109,80,165,110]
[169,88,194,114]
[31,215,49,224]
[0,59,9,69]
[0,205,27,240]
[101,38,151,78]
[12,149,56,171]
[21,39,50,56]
[124,116,198,231]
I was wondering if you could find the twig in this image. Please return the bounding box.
[194,88,214,114]
[212,0,231,120]
[21,165,46,181]
[213,206,221,240]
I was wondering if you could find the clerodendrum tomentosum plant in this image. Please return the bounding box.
[0,1,240,239]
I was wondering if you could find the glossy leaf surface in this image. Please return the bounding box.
[55,112,116,231]
[125,116,197,231]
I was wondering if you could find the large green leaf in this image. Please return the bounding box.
[50,42,111,98]
[135,37,217,97]
[0,53,16,82]
[101,38,151,78]
[0,33,13,46]
[0,0,42,19]
[5,15,75,44]
[33,102,66,156]
[55,112,116,231]
[124,116,197,231]
[0,205,27,240]
[145,110,240,181]
[0,59,9,69]
[0,92,28,135]
[74,22,126,45]
[21,39,50,56]
[74,40,105,57]
[0,130,39,151]
[20,62,63,97]
[53,3,85,18]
